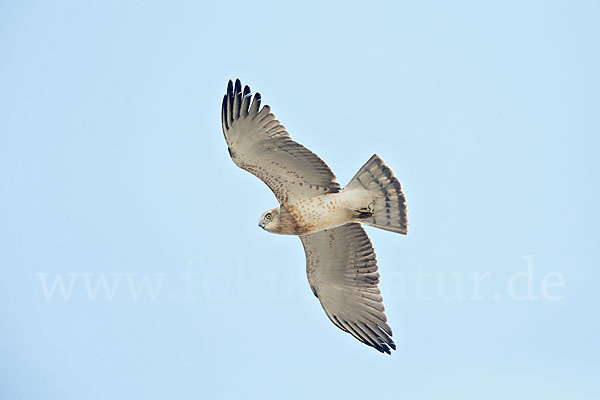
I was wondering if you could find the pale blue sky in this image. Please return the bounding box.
[2,1,599,399]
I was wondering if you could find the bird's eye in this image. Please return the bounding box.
[265,213,272,220]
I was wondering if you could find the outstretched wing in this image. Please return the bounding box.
[221,79,340,205]
[300,223,396,354]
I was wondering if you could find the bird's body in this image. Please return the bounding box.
[263,189,368,235]
[220,79,408,354]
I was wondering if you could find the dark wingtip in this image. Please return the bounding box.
[234,78,241,94]
[374,343,391,354]
[243,85,251,96]
[227,79,233,94]
[221,94,228,130]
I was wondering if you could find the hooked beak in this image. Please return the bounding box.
[258,222,265,229]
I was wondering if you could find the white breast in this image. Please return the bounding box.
[287,188,369,234]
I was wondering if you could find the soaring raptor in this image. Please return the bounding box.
[221,79,408,354]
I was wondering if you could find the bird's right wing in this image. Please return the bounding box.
[300,223,396,354]
[221,79,340,205]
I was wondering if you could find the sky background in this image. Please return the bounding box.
[2,1,599,399]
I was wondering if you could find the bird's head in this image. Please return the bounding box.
[258,208,280,232]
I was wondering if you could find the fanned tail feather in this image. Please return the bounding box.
[346,154,408,235]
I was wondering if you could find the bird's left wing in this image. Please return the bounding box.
[300,223,396,354]
[221,79,340,205]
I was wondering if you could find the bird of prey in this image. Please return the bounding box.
[221,79,408,354]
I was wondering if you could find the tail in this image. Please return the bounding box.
[345,154,408,234]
